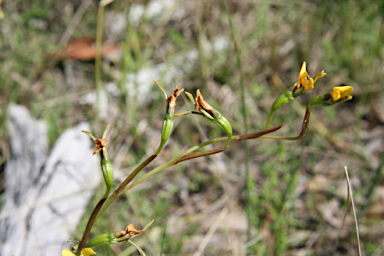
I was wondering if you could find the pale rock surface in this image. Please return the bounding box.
[0,104,101,256]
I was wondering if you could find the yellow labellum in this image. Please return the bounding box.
[297,62,314,93]
[62,248,96,256]
[330,86,354,102]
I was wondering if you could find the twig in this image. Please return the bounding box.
[193,207,229,256]
[344,166,362,256]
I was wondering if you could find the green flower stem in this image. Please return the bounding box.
[95,125,282,220]
[265,90,295,130]
[79,127,112,253]
[176,148,225,163]
[264,110,276,130]
[79,153,158,251]
[261,106,311,141]
[95,146,198,220]
[114,154,158,195]
[78,153,112,252]
[121,146,198,194]
[176,126,281,164]
[95,144,167,221]
[114,126,282,196]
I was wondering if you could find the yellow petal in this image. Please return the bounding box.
[302,76,314,92]
[297,62,314,93]
[313,70,327,84]
[331,86,354,102]
[81,248,96,256]
[298,62,307,80]
[62,250,76,256]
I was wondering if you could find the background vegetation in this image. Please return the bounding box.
[1,0,384,255]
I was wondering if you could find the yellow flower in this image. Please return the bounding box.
[292,62,327,98]
[62,248,96,256]
[293,62,314,94]
[330,86,354,103]
[309,86,354,107]
[298,62,314,92]
[265,61,326,129]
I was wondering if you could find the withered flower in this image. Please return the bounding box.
[125,223,144,239]
[92,139,107,155]
[82,125,113,196]
[186,89,232,148]
[154,81,184,154]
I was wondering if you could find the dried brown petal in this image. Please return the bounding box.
[166,86,180,110]
[125,224,144,238]
[195,90,214,115]
[92,139,107,155]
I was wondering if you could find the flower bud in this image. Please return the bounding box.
[86,231,122,247]
[309,86,353,107]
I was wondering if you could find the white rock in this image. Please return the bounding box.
[0,104,101,256]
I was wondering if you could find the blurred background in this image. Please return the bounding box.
[0,0,384,255]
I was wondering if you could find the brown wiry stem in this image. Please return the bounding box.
[95,125,283,222]
[237,125,283,141]
[176,148,225,164]
[114,154,157,195]
[175,127,282,164]
[260,107,310,140]
[78,198,106,253]
[78,154,157,252]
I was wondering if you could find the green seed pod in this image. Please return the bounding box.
[158,115,174,153]
[193,90,233,148]
[214,114,232,139]
[86,231,122,247]
[210,112,232,148]
[101,155,113,196]
[155,85,183,154]
[82,125,114,198]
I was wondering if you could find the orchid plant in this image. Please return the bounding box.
[63,62,353,255]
